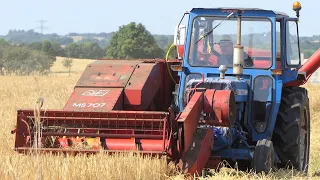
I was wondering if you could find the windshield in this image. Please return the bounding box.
[188,16,272,69]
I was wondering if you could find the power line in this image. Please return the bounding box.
[36,20,49,34]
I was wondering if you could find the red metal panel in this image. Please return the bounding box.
[204,90,215,113]
[75,60,139,88]
[124,63,162,110]
[177,91,203,153]
[285,48,320,87]
[63,88,123,111]
[299,49,320,80]
[14,111,30,149]
[213,90,235,126]
[178,127,213,175]
[57,137,69,148]
[42,137,165,151]
[105,138,136,150]
[139,139,165,151]
[200,90,236,127]
[156,60,179,111]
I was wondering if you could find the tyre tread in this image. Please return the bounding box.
[272,87,310,173]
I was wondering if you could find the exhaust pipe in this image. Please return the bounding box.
[233,11,244,80]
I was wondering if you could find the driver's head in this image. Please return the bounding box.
[219,35,233,55]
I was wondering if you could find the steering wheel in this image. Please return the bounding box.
[196,49,223,66]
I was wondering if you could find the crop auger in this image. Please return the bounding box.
[12,1,319,176]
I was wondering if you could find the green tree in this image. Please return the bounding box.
[0,38,9,47]
[28,41,65,57]
[0,45,54,75]
[303,49,316,59]
[0,39,9,75]
[106,22,164,59]
[28,42,43,51]
[51,41,65,57]
[64,42,105,59]
[62,57,73,76]
[42,40,55,56]
[65,43,80,58]
[79,42,105,59]
[153,35,174,49]
[163,42,176,59]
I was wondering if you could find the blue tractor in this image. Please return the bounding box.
[169,1,315,173]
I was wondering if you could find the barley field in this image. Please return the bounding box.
[0,57,319,179]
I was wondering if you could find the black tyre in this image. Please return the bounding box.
[252,139,275,173]
[272,87,310,173]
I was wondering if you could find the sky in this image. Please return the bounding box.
[0,0,316,36]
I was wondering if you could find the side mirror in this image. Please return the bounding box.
[174,24,186,46]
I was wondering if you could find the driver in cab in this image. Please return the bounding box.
[198,35,254,67]
[218,35,253,67]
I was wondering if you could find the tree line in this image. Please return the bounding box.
[4,30,73,45]
[0,22,173,75]
[26,23,170,60]
[27,40,107,59]
[0,40,111,75]
[0,39,55,75]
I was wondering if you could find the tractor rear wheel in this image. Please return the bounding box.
[272,87,310,173]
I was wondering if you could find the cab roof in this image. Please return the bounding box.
[190,7,289,18]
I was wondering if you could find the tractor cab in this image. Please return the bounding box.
[174,3,302,71]
[172,3,303,140]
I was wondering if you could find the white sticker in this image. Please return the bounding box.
[72,103,107,108]
[236,89,248,95]
[82,90,110,96]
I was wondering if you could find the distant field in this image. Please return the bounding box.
[0,57,319,179]
[50,56,96,75]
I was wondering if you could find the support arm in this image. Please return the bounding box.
[284,48,320,87]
